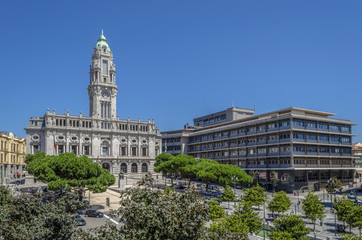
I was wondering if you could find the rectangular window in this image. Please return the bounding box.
[121,147,126,156]
[330,125,339,132]
[293,120,304,127]
[71,146,77,155]
[306,122,317,128]
[102,61,108,74]
[319,135,329,141]
[58,145,63,154]
[132,147,137,156]
[142,148,147,157]
[102,146,108,156]
[306,134,317,141]
[33,145,39,153]
[84,146,89,155]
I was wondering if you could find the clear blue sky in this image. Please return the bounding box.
[0,1,361,142]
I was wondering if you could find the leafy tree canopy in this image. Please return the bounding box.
[235,200,263,234]
[242,184,267,208]
[326,177,343,194]
[208,199,226,221]
[221,185,237,202]
[0,187,84,240]
[25,152,115,193]
[302,191,325,232]
[155,152,175,167]
[270,214,311,240]
[268,190,292,214]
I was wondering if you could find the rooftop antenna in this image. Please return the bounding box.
[232,100,234,108]
[254,104,256,112]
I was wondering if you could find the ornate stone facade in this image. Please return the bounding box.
[25,32,162,183]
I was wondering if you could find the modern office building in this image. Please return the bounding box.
[0,132,26,185]
[25,31,162,183]
[162,107,356,192]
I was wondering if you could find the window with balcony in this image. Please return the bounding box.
[293,146,305,153]
[341,126,350,133]
[293,120,305,128]
[306,122,317,128]
[319,123,328,130]
[306,134,317,141]
[279,121,290,128]
[319,147,329,154]
[307,146,317,153]
[330,125,339,132]
[319,135,329,142]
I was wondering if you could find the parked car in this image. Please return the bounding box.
[75,215,86,226]
[85,210,104,218]
[82,200,90,206]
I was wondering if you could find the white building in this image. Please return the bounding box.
[25,31,162,183]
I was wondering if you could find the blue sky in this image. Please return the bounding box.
[0,1,361,142]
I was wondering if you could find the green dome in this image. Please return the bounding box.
[95,29,111,51]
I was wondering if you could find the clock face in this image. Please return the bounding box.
[102,92,109,99]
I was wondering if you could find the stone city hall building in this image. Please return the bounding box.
[162,107,356,192]
[25,31,162,183]
[0,132,26,185]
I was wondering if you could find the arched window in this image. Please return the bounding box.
[141,163,148,173]
[121,163,127,173]
[131,163,138,173]
[102,163,110,172]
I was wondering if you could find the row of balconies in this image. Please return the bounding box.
[190,141,351,152]
[190,124,352,144]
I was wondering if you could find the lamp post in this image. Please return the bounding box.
[263,200,266,240]
[231,175,237,206]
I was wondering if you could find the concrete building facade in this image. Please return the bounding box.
[162,107,356,192]
[25,31,162,183]
[0,132,26,185]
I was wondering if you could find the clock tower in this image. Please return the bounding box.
[88,30,118,119]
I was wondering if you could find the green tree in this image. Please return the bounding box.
[221,185,237,202]
[353,205,362,236]
[115,174,209,240]
[302,191,325,234]
[334,196,355,231]
[340,234,362,240]
[249,170,257,185]
[270,214,311,240]
[326,177,343,202]
[155,152,174,167]
[25,152,115,193]
[196,163,220,191]
[208,199,226,220]
[215,164,253,187]
[270,231,296,240]
[209,214,249,239]
[0,186,84,240]
[270,171,279,192]
[154,154,196,185]
[268,190,292,215]
[180,158,218,187]
[243,184,267,209]
[235,200,263,235]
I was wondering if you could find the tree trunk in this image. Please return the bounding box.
[188,178,192,188]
